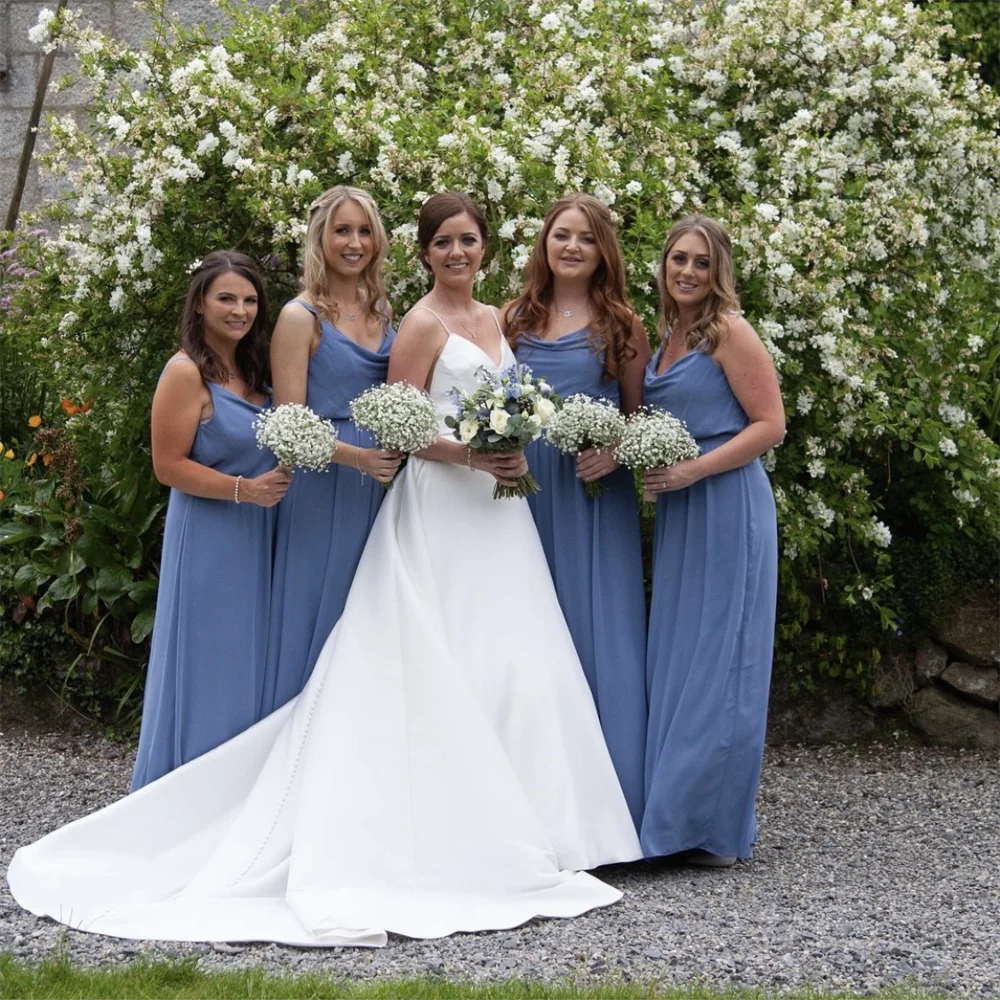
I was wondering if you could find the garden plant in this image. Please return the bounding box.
[1,0,998,727]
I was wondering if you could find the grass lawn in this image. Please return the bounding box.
[0,953,945,1000]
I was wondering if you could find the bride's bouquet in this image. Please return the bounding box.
[253,403,338,471]
[349,381,441,488]
[544,393,627,499]
[445,364,561,499]
[614,406,699,502]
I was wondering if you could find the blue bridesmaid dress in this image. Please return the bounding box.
[641,345,778,859]
[260,301,393,715]
[514,329,647,829]
[131,374,276,791]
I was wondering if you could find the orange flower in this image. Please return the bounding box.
[43,453,52,466]
[28,415,42,428]
[0,490,5,501]
[81,399,93,413]
[62,399,81,416]
[4,449,14,460]
[26,452,38,467]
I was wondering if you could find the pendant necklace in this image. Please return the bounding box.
[561,309,576,318]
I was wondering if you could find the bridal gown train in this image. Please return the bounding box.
[8,331,642,948]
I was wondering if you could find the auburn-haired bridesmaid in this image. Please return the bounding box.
[132,250,290,790]
[505,193,651,829]
[642,215,784,866]
[260,186,401,715]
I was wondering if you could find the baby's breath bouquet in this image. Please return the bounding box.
[544,393,627,499]
[614,406,700,502]
[349,381,440,488]
[445,364,561,499]
[253,403,337,471]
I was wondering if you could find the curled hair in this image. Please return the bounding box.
[302,185,389,326]
[506,194,637,381]
[657,215,741,354]
[417,192,489,270]
[179,250,270,394]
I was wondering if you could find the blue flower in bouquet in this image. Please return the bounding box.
[443,364,563,499]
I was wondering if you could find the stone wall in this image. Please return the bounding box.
[769,591,1000,748]
[0,0,262,220]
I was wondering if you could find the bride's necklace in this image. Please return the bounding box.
[437,304,480,339]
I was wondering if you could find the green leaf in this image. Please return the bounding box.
[45,574,81,603]
[95,564,135,600]
[0,523,37,545]
[128,579,159,606]
[130,608,155,644]
[13,563,49,596]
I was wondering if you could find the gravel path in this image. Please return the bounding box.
[1,726,997,996]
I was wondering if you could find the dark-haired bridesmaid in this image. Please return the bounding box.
[505,193,651,830]
[132,250,291,790]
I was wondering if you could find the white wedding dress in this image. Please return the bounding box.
[7,328,642,948]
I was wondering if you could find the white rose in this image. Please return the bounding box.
[459,418,480,444]
[535,397,556,426]
[489,409,510,434]
[528,414,542,430]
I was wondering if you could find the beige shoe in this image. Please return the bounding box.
[683,849,737,868]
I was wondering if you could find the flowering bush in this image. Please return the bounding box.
[3,0,998,712]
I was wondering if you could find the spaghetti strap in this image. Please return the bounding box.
[163,354,197,370]
[290,298,319,319]
[409,304,451,335]
[487,307,504,338]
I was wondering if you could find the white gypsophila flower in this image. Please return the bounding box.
[545,394,626,456]
[614,406,699,471]
[939,437,958,457]
[349,381,440,454]
[254,403,337,471]
[546,394,627,498]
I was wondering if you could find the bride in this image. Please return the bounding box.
[7,192,642,948]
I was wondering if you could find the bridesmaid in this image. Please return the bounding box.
[260,186,402,715]
[132,251,291,790]
[505,193,651,830]
[642,216,785,866]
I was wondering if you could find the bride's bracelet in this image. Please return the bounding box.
[466,448,475,472]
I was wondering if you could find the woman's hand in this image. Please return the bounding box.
[471,450,528,487]
[242,466,293,507]
[643,459,703,496]
[576,447,619,483]
[357,448,405,484]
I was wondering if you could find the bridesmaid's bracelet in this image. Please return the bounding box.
[356,448,365,478]
[234,475,243,504]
